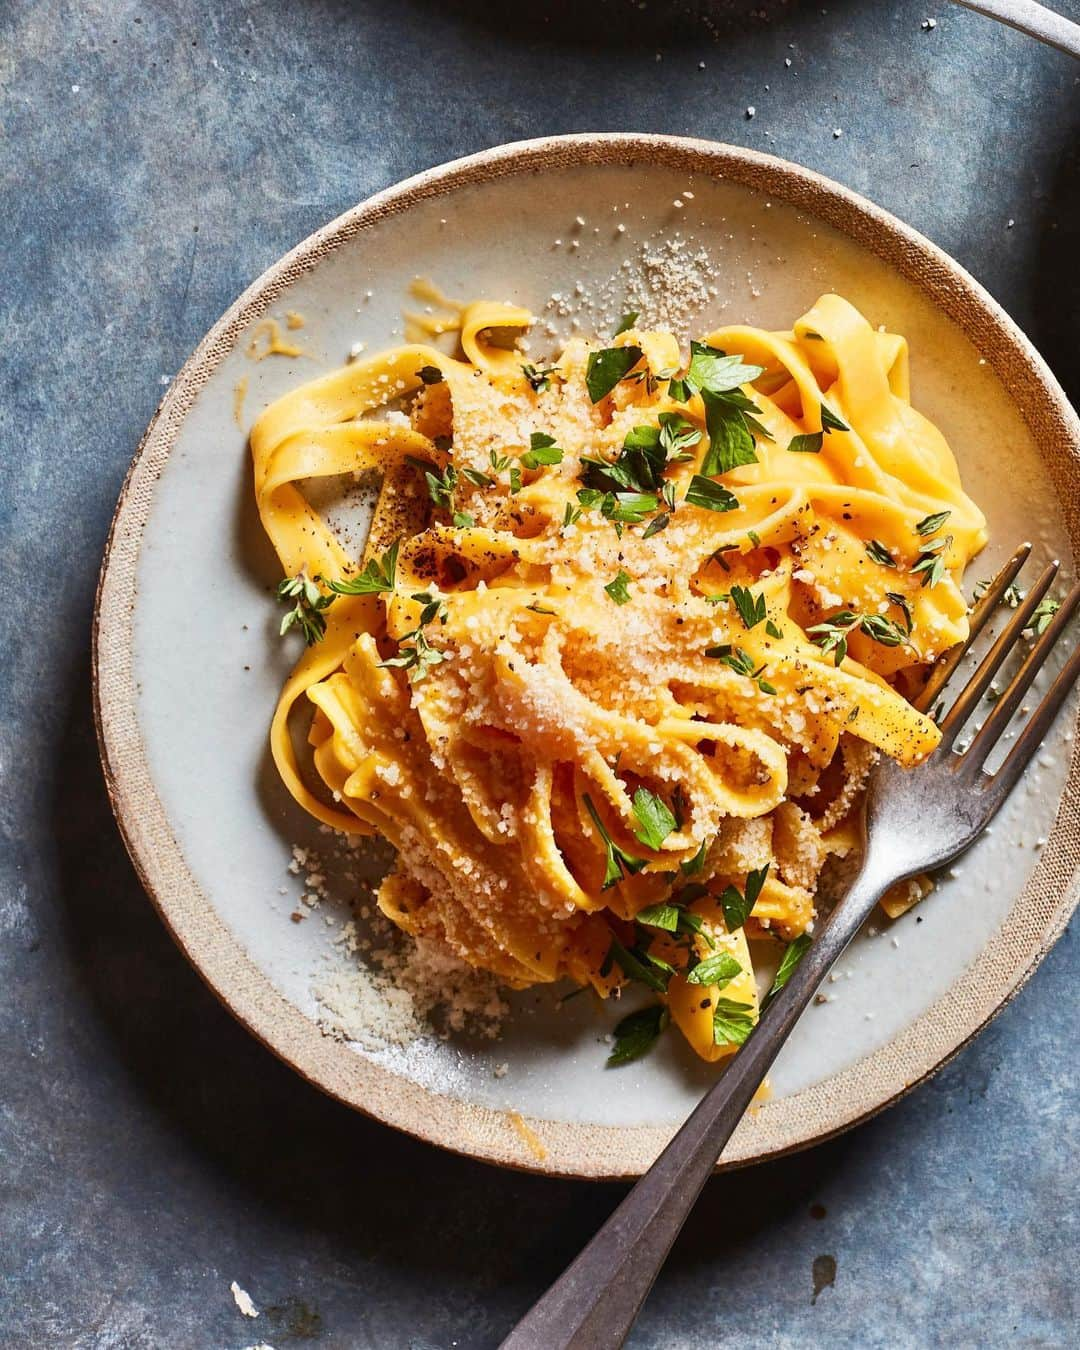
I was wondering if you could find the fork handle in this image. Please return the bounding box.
[501,863,884,1350]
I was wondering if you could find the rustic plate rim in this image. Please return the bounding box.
[92,132,1080,1180]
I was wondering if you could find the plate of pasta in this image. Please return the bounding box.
[94,135,1080,1176]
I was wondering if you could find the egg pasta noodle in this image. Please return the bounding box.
[251,293,986,1063]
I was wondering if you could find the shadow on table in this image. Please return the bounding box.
[1030,104,1080,410]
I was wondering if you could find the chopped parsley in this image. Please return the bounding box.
[613,311,640,336]
[667,341,769,475]
[712,997,755,1047]
[520,432,565,469]
[451,511,474,528]
[606,937,669,992]
[583,794,646,888]
[328,539,400,596]
[607,1003,669,1066]
[685,950,742,989]
[604,570,632,605]
[461,467,495,488]
[586,345,644,403]
[787,401,848,453]
[685,475,739,513]
[681,839,709,875]
[379,627,447,682]
[721,865,769,932]
[631,787,677,851]
[730,584,767,630]
[577,487,659,527]
[765,618,783,639]
[767,933,811,1000]
[788,433,823,454]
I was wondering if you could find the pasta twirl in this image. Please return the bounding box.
[251,293,986,1062]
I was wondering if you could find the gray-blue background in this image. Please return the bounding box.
[2,2,1078,1346]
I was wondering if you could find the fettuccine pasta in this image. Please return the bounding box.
[251,293,986,1064]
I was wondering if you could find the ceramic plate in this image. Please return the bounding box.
[94,135,1080,1178]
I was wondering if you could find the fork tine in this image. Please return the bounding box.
[962,580,1080,771]
[915,542,1032,713]
[981,629,1080,810]
[936,561,1060,750]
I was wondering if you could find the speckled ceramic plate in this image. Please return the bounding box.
[93,135,1080,1178]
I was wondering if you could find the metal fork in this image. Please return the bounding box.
[502,543,1080,1350]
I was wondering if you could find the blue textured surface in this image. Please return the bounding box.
[2,2,1078,1346]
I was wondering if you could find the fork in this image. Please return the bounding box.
[502,542,1080,1350]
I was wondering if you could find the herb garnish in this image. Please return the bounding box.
[865,539,897,568]
[787,402,849,454]
[712,997,755,1047]
[379,627,447,682]
[407,456,457,510]
[577,487,659,528]
[668,341,769,475]
[613,312,640,336]
[607,1003,669,1066]
[721,865,770,932]
[685,950,743,988]
[461,467,495,488]
[604,570,632,605]
[915,510,951,536]
[767,933,811,1000]
[327,539,400,596]
[730,584,767,630]
[807,609,911,665]
[911,534,952,589]
[520,432,565,469]
[705,644,776,694]
[586,345,644,403]
[631,787,677,851]
[1026,596,1061,636]
[606,937,669,991]
[685,475,739,513]
[584,794,646,888]
[521,363,558,392]
[276,572,334,645]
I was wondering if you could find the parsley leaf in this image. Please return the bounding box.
[607,1003,669,1066]
[635,901,680,932]
[604,570,632,605]
[788,432,823,454]
[686,950,743,988]
[613,311,640,336]
[328,539,400,596]
[712,997,755,1047]
[521,432,565,469]
[685,475,739,512]
[765,618,783,639]
[659,411,702,456]
[584,795,646,888]
[768,933,811,998]
[821,404,849,433]
[631,787,677,851]
[681,840,709,875]
[730,584,767,630]
[607,937,669,992]
[586,345,644,403]
[721,864,769,932]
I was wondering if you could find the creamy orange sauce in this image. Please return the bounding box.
[247,318,304,361]
[233,375,248,428]
[507,1111,548,1161]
